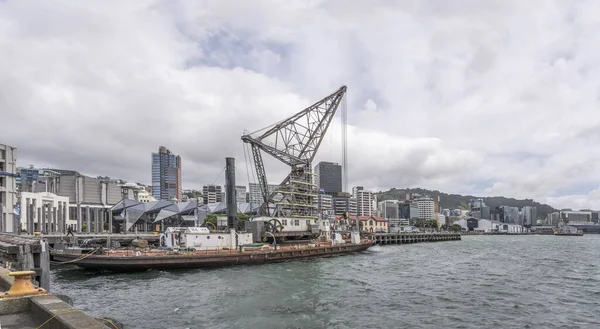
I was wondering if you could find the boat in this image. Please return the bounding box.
[553,225,584,236]
[51,233,373,271]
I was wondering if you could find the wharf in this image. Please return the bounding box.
[370,232,461,245]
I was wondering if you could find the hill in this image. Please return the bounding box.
[375,188,556,218]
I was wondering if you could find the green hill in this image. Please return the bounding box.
[376,188,556,218]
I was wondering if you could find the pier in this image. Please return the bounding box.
[370,232,461,245]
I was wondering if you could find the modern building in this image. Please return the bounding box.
[415,196,435,220]
[202,184,222,204]
[561,211,592,223]
[151,146,182,201]
[248,182,278,205]
[353,186,375,216]
[469,198,490,220]
[546,212,560,226]
[333,194,357,216]
[378,200,400,219]
[0,144,18,232]
[454,218,524,233]
[236,186,247,204]
[314,161,342,195]
[521,206,538,226]
[316,193,333,214]
[399,201,419,220]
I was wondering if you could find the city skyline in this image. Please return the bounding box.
[3,1,600,209]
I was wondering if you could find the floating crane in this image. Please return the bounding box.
[242,86,347,220]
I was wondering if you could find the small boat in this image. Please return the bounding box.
[51,235,373,271]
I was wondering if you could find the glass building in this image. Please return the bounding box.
[151,146,182,201]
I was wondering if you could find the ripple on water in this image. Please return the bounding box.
[50,236,600,329]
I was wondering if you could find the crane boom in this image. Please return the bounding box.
[242,86,347,216]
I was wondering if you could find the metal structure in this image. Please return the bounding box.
[242,86,347,218]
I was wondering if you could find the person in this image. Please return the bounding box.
[66,225,74,237]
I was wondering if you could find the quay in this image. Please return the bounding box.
[370,232,461,245]
[0,234,120,328]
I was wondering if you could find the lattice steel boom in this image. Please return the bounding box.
[242,86,347,217]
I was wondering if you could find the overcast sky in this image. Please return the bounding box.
[2,0,600,210]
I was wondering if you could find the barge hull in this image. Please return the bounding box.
[52,243,373,271]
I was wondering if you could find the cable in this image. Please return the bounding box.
[35,309,84,328]
[50,247,101,265]
[95,317,119,329]
[210,166,226,186]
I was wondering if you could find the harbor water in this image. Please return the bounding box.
[51,236,600,329]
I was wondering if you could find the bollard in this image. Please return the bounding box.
[1,271,47,298]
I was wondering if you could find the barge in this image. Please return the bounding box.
[51,237,373,271]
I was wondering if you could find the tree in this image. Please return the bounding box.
[450,224,462,232]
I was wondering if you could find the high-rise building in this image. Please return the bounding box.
[314,162,342,195]
[0,144,18,232]
[248,182,278,205]
[378,200,400,219]
[202,184,222,204]
[415,196,435,220]
[151,146,182,201]
[521,206,538,226]
[236,186,247,204]
[332,194,357,216]
[316,194,333,215]
[353,186,375,216]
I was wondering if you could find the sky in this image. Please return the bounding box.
[2,0,600,210]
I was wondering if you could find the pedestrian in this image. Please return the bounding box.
[66,225,74,237]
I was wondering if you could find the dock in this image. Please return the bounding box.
[0,234,122,328]
[370,232,461,245]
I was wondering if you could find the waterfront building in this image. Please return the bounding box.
[353,186,375,216]
[454,218,524,233]
[357,216,388,233]
[546,212,560,226]
[415,196,435,220]
[399,201,419,220]
[316,193,333,214]
[151,146,182,201]
[469,198,490,220]
[0,144,18,232]
[436,213,446,228]
[314,161,342,195]
[561,211,592,223]
[202,184,222,204]
[18,192,70,232]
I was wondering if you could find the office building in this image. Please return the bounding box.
[151,146,182,201]
[333,193,357,216]
[415,196,435,220]
[400,201,419,220]
[316,194,333,216]
[353,186,375,216]
[0,144,18,232]
[248,182,278,205]
[236,186,247,204]
[202,184,222,204]
[521,206,538,226]
[314,161,342,195]
[378,200,400,219]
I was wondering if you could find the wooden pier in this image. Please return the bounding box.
[370,232,461,245]
[0,234,49,291]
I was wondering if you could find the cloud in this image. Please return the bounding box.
[2,0,600,209]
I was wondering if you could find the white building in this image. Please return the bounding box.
[235,186,247,204]
[248,182,278,205]
[316,194,333,215]
[415,196,435,220]
[0,144,18,232]
[353,186,375,216]
[436,213,446,228]
[202,184,222,204]
[455,218,524,233]
[18,192,71,232]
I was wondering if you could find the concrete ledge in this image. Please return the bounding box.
[30,295,109,329]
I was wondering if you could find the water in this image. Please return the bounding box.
[50,236,600,329]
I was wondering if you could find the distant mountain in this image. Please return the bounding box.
[375,188,557,218]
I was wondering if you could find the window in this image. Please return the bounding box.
[306,220,310,227]
[282,219,288,226]
[294,219,299,226]
[369,220,374,226]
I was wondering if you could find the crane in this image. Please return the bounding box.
[242,86,347,218]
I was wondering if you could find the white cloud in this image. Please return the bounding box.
[2,0,600,209]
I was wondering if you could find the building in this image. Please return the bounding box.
[378,200,400,219]
[202,184,222,204]
[316,193,333,214]
[248,182,278,205]
[353,186,375,216]
[546,212,560,226]
[333,194,357,216]
[236,186,247,204]
[436,213,446,228]
[562,211,592,223]
[399,201,419,220]
[358,216,388,233]
[454,218,524,233]
[151,146,182,201]
[18,192,71,232]
[468,198,490,220]
[314,161,342,195]
[415,196,435,220]
[17,166,61,193]
[0,144,18,232]
[521,206,537,226]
